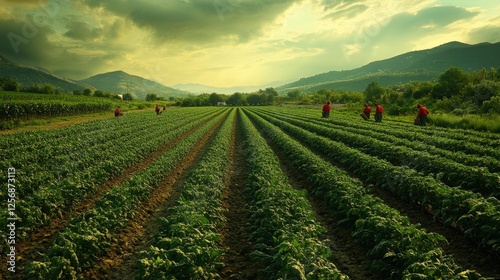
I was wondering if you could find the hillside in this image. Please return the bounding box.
[0,54,88,92]
[80,71,191,99]
[173,80,286,95]
[278,41,500,93]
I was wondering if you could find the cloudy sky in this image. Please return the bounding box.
[1,0,499,87]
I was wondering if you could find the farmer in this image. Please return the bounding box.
[114,106,123,117]
[155,104,160,115]
[416,104,430,126]
[374,102,384,122]
[363,103,372,120]
[322,100,331,118]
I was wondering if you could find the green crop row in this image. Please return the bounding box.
[275,108,500,173]
[0,109,224,245]
[136,109,235,279]
[25,109,228,279]
[239,109,349,280]
[0,100,113,120]
[0,109,216,198]
[257,108,500,199]
[245,108,485,279]
[304,110,500,160]
[250,108,500,257]
[331,110,500,146]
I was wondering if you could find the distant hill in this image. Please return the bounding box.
[0,54,88,92]
[80,71,191,99]
[173,80,286,95]
[277,41,500,93]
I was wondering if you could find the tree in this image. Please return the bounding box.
[94,90,105,97]
[145,93,158,101]
[0,76,20,91]
[432,67,470,100]
[209,92,224,106]
[287,90,300,100]
[83,88,93,96]
[122,93,133,101]
[227,92,245,105]
[364,81,385,101]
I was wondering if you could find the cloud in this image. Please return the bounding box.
[64,21,102,41]
[79,0,302,45]
[323,4,368,20]
[467,24,500,44]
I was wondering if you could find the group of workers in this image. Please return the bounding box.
[322,101,429,126]
[155,104,167,115]
[114,104,169,117]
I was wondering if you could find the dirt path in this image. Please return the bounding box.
[274,119,500,279]
[370,187,500,279]
[2,115,220,280]
[219,111,261,279]
[81,111,230,280]
[258,129,382,280]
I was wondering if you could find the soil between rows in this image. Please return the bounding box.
[219,110,262,279]
[82,110,230,279]
[1,112,224,280]
[252,116,383,280]
[260,112,500,279]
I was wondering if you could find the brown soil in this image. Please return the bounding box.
[219,111,262,279]
[1,113,222,280]
[370,187,500,279]
[275,120,500,279]
[81,110,229,280]
[260,127,383,280]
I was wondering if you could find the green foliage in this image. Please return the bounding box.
[364,81,385,101]
[145,93,158,101]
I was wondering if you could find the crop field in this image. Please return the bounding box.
[1,106,499,279]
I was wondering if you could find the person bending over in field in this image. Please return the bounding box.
[322,100,331,118]
[416,104,430,126]
[114,106,123,117]
[374,102,383,122]
[363,103,371,120]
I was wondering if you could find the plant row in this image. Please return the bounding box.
[0,100,113,120]
[0,109,225,244]
[258,109,500,198]
[277,108,500,173]
[25,109,229,279]
[330,110,500,146]
[245,109,485,279]
[136,109,235,279]
[250,108,500,257]
[0,108,218,199]
[324,112,500,160]
[239,109,349,279]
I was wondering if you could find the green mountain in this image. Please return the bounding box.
[80,71,191,99]
[0,54,88,91]
[278,41,500,93]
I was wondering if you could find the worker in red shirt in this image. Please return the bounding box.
[322,100,331,118]
[114,106,123,117]
[374,102,383,122]
[416,104,430,126]
[155,104,160,115]
[363,103,371,120]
